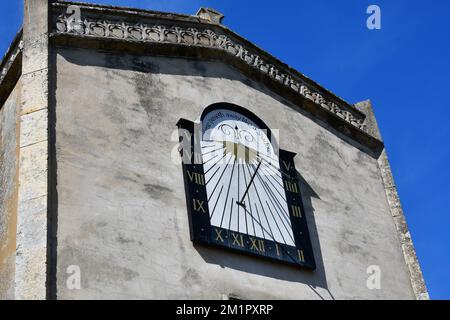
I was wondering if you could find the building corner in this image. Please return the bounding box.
[355,99,429,300]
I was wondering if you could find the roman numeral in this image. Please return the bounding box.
[249,237,265,252]
[291,205,302,218]
[186,151,202,164]
[284,180,299,193]
[214,228,224,242]
[282,160,293,172]
[183,150,202,164]
[298,250,305,262]
[187,171,205,185]
[275,244,281,257]
[192,199,206,213]
[231,233,244,247]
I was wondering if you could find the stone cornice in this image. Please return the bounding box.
[50,2,382,149]
[0,30,23,107]
[0,30,23,88]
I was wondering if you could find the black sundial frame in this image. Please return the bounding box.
[176,103,315,270]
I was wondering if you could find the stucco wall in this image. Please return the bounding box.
[0,80,20,300]
[54,47,415,299]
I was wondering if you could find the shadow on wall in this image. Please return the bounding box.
[59,47,378,160]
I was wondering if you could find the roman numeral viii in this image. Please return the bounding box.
[187,171,205,185]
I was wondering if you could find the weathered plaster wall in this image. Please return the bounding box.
[0,80,20,300]
[355,100,428,299]
[54,47,415,299]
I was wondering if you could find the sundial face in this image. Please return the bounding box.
[201,109,295,247]
[177,103,315,269]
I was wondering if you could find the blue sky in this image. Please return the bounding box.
[1,0,449,299]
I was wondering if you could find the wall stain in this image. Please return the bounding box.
[133,73,166,126]
[116,233,143,246]
[143,183,173,199]
[181,268,201,288]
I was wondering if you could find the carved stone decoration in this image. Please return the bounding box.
[196,7,225,24]
[53,8,367,132]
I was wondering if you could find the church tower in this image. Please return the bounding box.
[0,1,428,299]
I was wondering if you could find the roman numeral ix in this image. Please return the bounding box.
[192,199,206,213]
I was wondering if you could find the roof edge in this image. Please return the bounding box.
[0,29,23,84]
[0,29,23,107]
[51,1,386,153]
[52,2,366,118]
